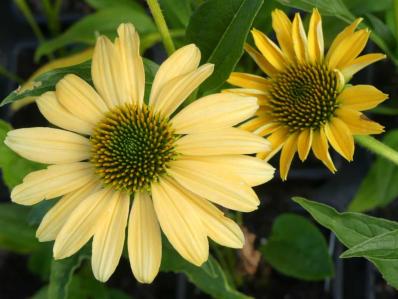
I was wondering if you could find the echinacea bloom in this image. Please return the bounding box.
[226,9,388,180]
[5,24,274,283]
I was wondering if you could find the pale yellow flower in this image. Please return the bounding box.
[226,9,388,180]
[5,24,274,283]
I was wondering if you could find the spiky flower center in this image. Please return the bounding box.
[268,63,339,132]
[90,103,177,193]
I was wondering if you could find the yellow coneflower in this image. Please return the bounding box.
[226,8,388,180]
[4,23,274,283]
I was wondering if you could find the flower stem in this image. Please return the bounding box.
[14,0,45,43]
[355,135,398,166]
[146,0,175,55]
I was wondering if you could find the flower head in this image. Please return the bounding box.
[5,24,274,283]
[226,9,388,179]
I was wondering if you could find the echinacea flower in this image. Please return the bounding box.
[4,24,274,283]
[226,8,388,180]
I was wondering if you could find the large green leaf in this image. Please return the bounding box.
[160,0,192,28]
[186,0,263,93]
[0,120,44,188]
[1,59,158,106]
[260,213,333,281]
[342,0,392,15]
[161,240,251,299]
[36,6,156,60]
[85,0,139,9]
[349,130,398,212]
[48,249,90,299]
[293,197,398,289]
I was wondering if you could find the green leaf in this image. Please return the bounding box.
[0,120,44,187]
[343,0,392,15]
[85,0,139,9]
[160,0,192,28]
[48,249,90,299]
[1,59,158,106]
[186,0,263,93]
[260,213,333,281]
[161,240,251,299]
[349,130,398,212]
[28,243,53,280]
[341,229,398,259]
[293,196,398,289]
[36,6,156,60]
[0,202,39,253]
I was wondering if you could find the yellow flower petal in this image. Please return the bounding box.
[171,93,258,134]
[272,9,295,61]
[36,92,93,135]
[152,178,209,266]
[150,44,201,106]
[5,128,90,164]
[53,188,112,259]
[324,118,354,161]
[183,189,244,248]
[153,64,214,117]
[297,129,313,161]
[128,191,161,284]
[11,163,94,206]
[244,43,277,76]
[336,107,384,135]
[92,191,129,282]
[56,74,108,124]
[340,53,386,81]
[279,133,298,180]
[252,28,286,71]
[254,123,280,137]
[181,155,274,186]
[338,85,388,111]
[327,29,370,70]
[261,126,289,161]
[227,72,270,90]
[114,23,145,106]
[222,88,270,106]
[307,8,324,63]
[312,128,336,172]
[175,128,270,156]
[92,36,123,108]
[292,13,308,63]
[240,115,273,131]
[36,180,101,242]
[167,159,259,212]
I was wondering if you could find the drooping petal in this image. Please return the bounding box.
[128,191,161,284]
[324,117,355,161]
[36,92,93,135]
[56,74,108,124]
[312,128,336,172]
[337,85,388,111]
[175,128,270,156]
[227,72,271,90]
[36,179,102,242]
[92,36,122,108]
[260,126,289,160]
[11,163,94,206]
[181,188,244,248]
[292,13,308,63]
[297,129,313,161]
[279,133,298,180]
[307,8,324,63]
[222,88,270,106]
[171,94,258,134]
[336,107,384,135]
[150,44,201,106]
[5,128,90,164]
[92,191,129,282]
[340,53,386,80]
[244,43,277,76]
[272,9,295,61]
[152,178,209,266]
[181,155,274,186]
[114,23,145,106]
[53,188,113,259]
[251,28,286,71]
[153,64,214,117]
[167,159,260,212]
[240,115,273,132]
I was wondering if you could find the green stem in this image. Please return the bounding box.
[0,65,23,83]
[41,0,61,36]
[394,0,398,38]
[355,135,398,166]
[146,0,175,55]
[14,0,46,43]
